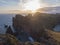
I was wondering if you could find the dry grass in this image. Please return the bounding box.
[47,29,60,42]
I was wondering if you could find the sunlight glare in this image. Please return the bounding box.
[23,0,41,12]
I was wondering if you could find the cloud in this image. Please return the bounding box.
[19,0,60,8]
[0,0,20,10]
[0,0,60,11]
[0,0,19,6]
[40,0,60,6]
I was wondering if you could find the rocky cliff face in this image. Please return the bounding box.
[12,13,60,44]
[13,14,32,33]
[13,13,60,34]
[12,14,46,42]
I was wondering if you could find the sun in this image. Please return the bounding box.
[23,0,41,12]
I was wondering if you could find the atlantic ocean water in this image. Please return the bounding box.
[0,14,16,34]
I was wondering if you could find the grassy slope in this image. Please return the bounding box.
[47,30,60,42]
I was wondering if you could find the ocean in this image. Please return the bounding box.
[0,14,16,34]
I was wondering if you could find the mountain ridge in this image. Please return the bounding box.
[37,6,60,14]
[0,6,60,14]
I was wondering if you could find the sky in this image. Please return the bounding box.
[0,0,60,10]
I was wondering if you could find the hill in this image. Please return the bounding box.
[37,6,60,14]
[47,30,60,42]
